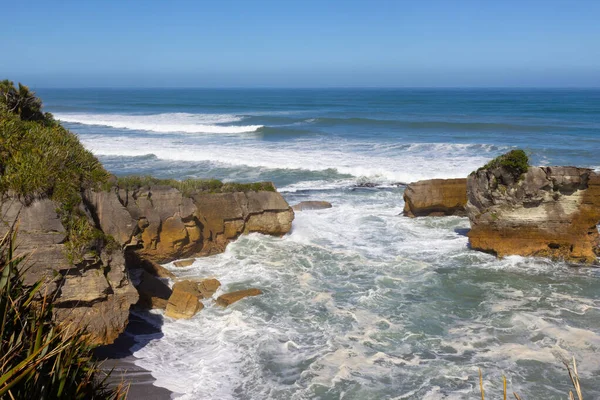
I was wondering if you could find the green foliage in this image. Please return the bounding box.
[0,227,128,399]
[479,149,529,179]
[113,175,276,195]
[0,110,109,205]
[0,80,54,124]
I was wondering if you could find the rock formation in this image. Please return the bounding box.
[85,185,294,262]
[403,178,468,217]
[292,201,333,211]
[467,165,600,264]
[0,184,294,344]
[216,288,263,307]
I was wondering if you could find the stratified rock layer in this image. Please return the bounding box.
[86,186,294,262]
[467,166,600,264]
[0,185,293,344]
[403,178,468,217]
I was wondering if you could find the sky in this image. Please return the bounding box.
[1,0,599,88]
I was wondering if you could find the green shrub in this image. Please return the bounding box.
[0,227,127,399]
[479,149,529,179]
[113,175,276,195]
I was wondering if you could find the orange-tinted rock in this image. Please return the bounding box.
[198,278,221,299]
[165,285,204,319]
[467,165,600,264]
[216,288,263,307]
[403,178,467,217]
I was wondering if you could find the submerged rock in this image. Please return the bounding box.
[467,164,600,264]
[292,201,333,211]
[403,178,467,217]
[216,288,263,307]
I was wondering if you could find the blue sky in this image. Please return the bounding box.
[2,0,599,87]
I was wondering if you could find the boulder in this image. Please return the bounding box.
[292,201,333,211]
[216,288,263,307]
[467,165,600,264]
[403,178,467,217]
[165,283,204,319]
[198,278,221,299]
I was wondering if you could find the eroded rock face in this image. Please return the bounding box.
[403,178,468,217]
[0,184,293,345]
[86,186,294,262]
[467,166,600,264]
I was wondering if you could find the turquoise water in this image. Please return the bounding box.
[41,89,600,399]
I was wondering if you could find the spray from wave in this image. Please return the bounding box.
[55,112,263,134]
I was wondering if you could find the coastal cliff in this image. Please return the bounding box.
[0,185,293,345]
[466,156,600,264]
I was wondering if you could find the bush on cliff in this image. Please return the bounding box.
[0,227,127,399]
[479,149,529,179]
[113,175,276,195]
[0,80,54,124]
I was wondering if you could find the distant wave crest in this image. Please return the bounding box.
[55,112,263,134]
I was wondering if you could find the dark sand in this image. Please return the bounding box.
[95,312,174,399]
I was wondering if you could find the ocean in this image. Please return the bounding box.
[39,88,600,399]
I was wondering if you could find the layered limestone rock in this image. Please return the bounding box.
[467,166,600,264]
[403,178,468,217]
[0,196,139,346]
[85,185,294,262]
[0,183,294,344]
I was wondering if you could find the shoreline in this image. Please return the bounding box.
[95,312,174,400]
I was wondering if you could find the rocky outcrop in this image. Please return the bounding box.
[292,201,332,211]
[467,166,600,264]
[216,288,263,307]
[0,184,293,344]
[85,186,294,263]
[403,178,468,217]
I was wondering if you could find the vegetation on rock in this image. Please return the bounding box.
[113,175,276,195]
[0,227,127,399]
[478,149,529,179]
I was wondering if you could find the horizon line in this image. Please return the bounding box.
[34,86,600,90]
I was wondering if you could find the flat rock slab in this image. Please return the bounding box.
[292,201,332,211]
[165,289,204,319]
[216,288,263,307]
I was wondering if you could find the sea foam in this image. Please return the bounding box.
[55,112,263,134]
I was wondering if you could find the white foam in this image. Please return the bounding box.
[55,112,262,134]
[83,134,501,183]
